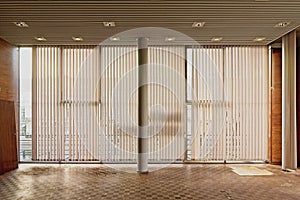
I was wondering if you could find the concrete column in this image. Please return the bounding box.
[137,37,148,173]
[282,30,297,170]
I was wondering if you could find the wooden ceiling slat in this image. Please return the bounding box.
[0,0,299,45]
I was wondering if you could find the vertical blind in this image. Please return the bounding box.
[187,47,224,161]
[34,46,140,161]
[34,46,101,161]
[34,46,61,160]
[100,46,138,162]
[61,46,101,161]
[187,46,269,161]
[33,45,269,162]
[148,46,186,161]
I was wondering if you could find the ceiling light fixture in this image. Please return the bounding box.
[110,37,120,41]
[14,21,28,27]
[103,22,116,27]
[34,37,47,41]
[211,37,223,42]
[274,22,290,28]
[192,22,205,27]
[72,37,83,41]
[165,37,175,42]
[254,37,266,42]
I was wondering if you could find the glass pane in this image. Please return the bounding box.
[19,47,32,161]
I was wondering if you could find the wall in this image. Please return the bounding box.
[0,38,19,174]
[270,48,282,164]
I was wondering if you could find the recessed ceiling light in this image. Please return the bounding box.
[211,37,223,42]
[274,22,290,28]
[14,21,28,27]
[34,37,47,41]
[110,37,120,41]
[165,37,175,42]
[192,22,205,27]
[103,22,116,27]
[72,37,83,41]
[254,37,266,42]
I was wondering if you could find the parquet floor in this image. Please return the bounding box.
[0,164,299,200]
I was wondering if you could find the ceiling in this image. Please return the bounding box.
[0,0,300,46]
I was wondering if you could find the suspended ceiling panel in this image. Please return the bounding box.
[0,0,300,45]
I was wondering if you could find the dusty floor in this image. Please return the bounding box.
[0,164,299,200]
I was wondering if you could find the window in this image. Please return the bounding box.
[186,46,268,161]
[19,47,32,161]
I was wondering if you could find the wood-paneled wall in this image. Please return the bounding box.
[0,100,18,174]
[270,48,282,164]
[0,38,19,175]
[0,38,18,101]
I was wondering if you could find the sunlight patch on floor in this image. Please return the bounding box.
[231,166,273,176]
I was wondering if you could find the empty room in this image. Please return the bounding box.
[0,1,300,199]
